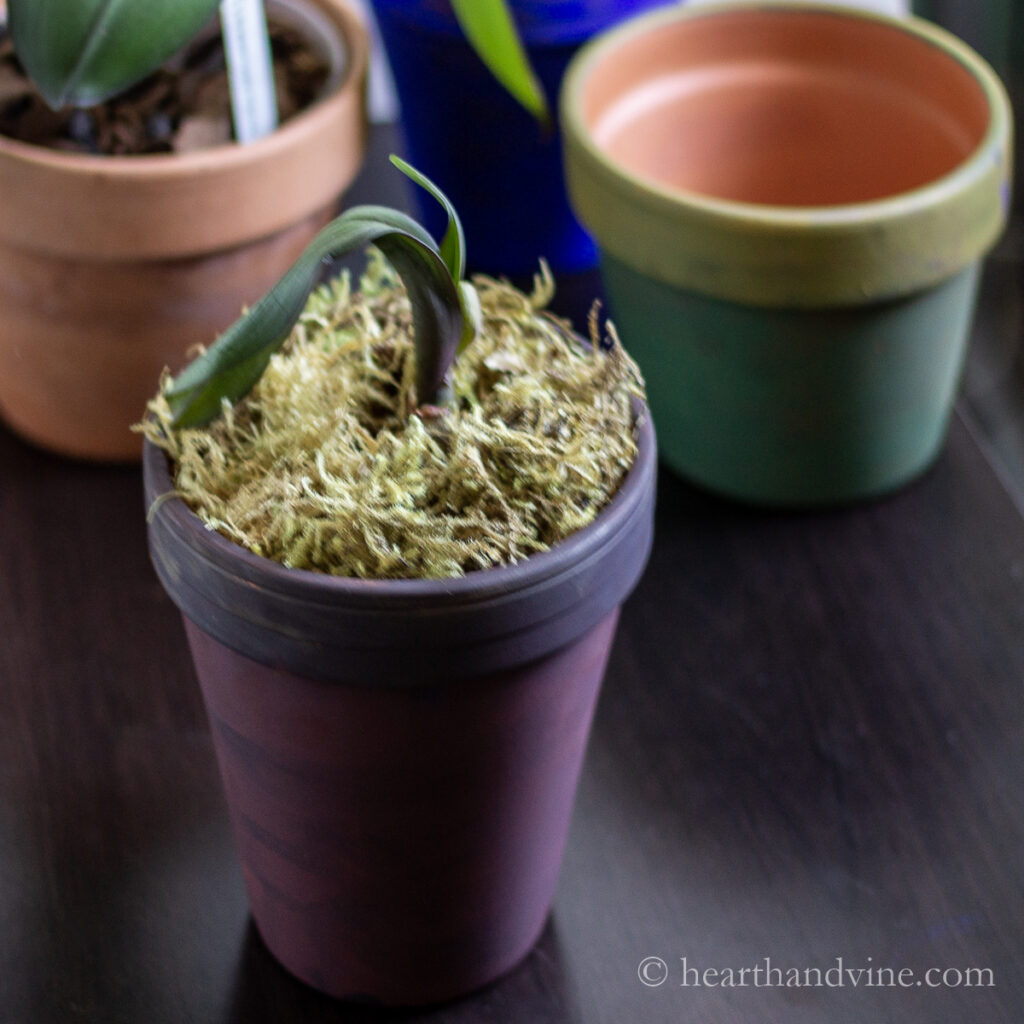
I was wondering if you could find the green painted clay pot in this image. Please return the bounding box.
[562,2,1013,504]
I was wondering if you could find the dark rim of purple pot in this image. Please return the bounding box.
[143,406,656,686]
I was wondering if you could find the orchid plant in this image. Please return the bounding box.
[5,0,546,135]
[447,0,548,124]
[164,156,482,426]
[6,0,225,110]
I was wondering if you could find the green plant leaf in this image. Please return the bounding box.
[390,154,464,280]
[390,154,481,353]
[8,0,222,109]
[374,232,462,408]
[165,205,463,427]
[449,0,550,125]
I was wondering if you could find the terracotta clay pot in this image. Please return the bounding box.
[562,3,1012,505]
[0,0,368,462]
[142,410,655,1005]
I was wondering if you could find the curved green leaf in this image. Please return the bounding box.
[391,153,482,353]
[390,154,465,280]
[8,0,222,109]
[165,205,463,427]
[375,233,462,408]
[449,0,550,125]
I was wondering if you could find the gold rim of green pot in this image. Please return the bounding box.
[561,1,1013,308]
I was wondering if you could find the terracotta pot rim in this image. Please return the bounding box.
[0,83,356,181]
[0,0,366,182]
[563,1,1010,225]
[561,1,1013,306]
[0,68,361,186]
[0,0,369,259]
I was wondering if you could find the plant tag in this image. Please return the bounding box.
[219,0,278,143]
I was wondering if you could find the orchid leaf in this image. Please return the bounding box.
[390,154,481,352]
[390,155,464,280]
[374,233,462,408]
[8,0,222,110]
[449,0,550,125]
[165,204,462,427]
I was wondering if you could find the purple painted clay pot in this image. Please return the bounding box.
[143,411,655,1005]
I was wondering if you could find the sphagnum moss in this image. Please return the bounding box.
[144,255,644,579]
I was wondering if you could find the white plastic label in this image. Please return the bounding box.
[220,0,278,143]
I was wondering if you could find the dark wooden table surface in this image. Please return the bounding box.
[1,126,1022,1024]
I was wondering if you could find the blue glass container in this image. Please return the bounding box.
[371,0,668,275]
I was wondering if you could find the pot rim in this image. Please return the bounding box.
[0,0,369,259]
[143,402,656,683]
[0,0,363,179]
[561,1,1013,306]
[563,1,1010,228]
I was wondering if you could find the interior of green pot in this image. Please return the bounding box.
[581,8,991,206]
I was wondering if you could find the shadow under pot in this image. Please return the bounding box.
[562,2,1013,506]
[142,410,655,1006]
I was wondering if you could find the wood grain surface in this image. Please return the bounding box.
[0,125,1021,1023]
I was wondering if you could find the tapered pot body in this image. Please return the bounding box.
[0,0,368,462]
[371,0,665,276]
[563,2,1013,505]
[143,412,655,1005]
